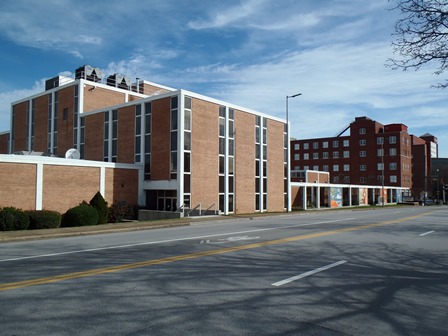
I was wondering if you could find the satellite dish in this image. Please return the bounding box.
[65,148,81,159]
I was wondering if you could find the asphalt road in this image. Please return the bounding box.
[0,207,447,335]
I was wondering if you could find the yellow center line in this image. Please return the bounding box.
[0,211,433,291]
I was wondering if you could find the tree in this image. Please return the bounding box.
[387,0,448,88]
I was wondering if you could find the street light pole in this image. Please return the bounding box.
[381,138,384,207]
[285,93,302,212]
[436,168,440,203]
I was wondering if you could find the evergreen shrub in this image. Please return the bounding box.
[0,209,14,231]
[27,210,61,230]
[61,203,99,227]
[89,192,109,224]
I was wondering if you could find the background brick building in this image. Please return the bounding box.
[290,116,437,198]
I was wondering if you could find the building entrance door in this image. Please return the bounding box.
[157,197,177,211]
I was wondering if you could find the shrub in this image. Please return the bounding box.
[89,191,109,224]
[0,207,30,231]
[0,209,15,231]
[108,203,136,223]
[26,210,61,230]
[61,203,99,227]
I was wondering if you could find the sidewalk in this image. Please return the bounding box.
[0,213,279,243]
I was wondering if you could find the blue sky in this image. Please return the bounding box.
[0,0,447,156]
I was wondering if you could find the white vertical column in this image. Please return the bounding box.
[178,92,184,211]
[35,163,43,210]
[100,166,106,197]
[317,185,320,209]
[302,186,307,210]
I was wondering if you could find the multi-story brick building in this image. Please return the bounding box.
[0,65,288,215]
[290,116,436,198]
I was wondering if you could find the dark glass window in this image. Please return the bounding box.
[184,96,192,109]
[171,96,178,109]
[184,153,191,173]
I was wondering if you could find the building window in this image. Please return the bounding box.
[359,128,366,134]
[360,177,366,183]
[294,154,300,160]
[360,164,366,171]
[103,111,110,162]
[303,143,309,150]
[343,151,349,158]
[170,96,178,179]
[255,114,266,212]
[343,140,349,147]
[323,152,329,159]
[360,151,367,157]
[389,136,397,144]
[333,151,339,158]
[323,141,328,148]
[73,85,80,155]
[333,140,339,148]
[144,102,152,180]
[313,152,319,159]
[390,175,397,183]
[343,164,350,171]
[343,176,350,183]
[360,139,366,146]
[333,164,339,172]
[313,142,319,149]
[294,143,300,150]
[304,165,309,170]
[377,163,384,170]
[323,165,329,171]
[390,162,397,170]
[377,148,384,157]
[184,96,193,207]
[389,148,397,156]
[313,165,319,170]
[333,176,339,183]
[135,104,142,163]
[377,137,384,145]
[229,108,235,213]
[304,153,309,160]
[112,109,118,162]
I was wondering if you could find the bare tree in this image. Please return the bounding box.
[387,0,448,88]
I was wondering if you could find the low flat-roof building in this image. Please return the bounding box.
[0,65,289,215]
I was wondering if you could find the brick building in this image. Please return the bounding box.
[290,116,437,198]
[0,65,288,215]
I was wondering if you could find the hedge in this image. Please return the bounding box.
[27,210,61,230]
[0,207,30,231]
[89,192,109,224]
[61,203,99,227]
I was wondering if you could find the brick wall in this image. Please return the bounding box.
[0,162,36,209]
[42,165,101,213]
[57,86,76,154]
[151,97,171,180]
[0,133,9,154]
[234,110,256,213]
[267,119,286,212]
[0,156,140,214]
[33,94,48,152]
[84,113,105,161]
[12,101,27,152]
[117,105,135,164]
[83,84,126,112]
[105,168,139,206]
[191,98,219,208]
